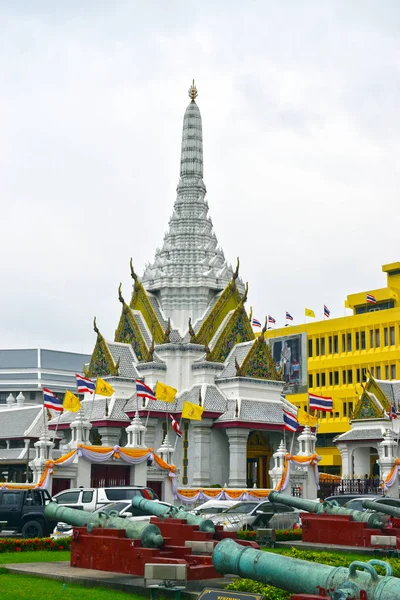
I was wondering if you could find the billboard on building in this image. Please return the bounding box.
[268,332,307,395]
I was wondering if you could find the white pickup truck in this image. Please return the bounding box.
[52,486,158,513]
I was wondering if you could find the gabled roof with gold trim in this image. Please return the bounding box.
[353,377,395,420]
[86,318,121,378]
[129,260,167,344]
[190,259,243,347]
[115,284,154,363]
[235,319,281,380]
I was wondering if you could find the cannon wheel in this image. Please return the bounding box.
[21,519,44,538]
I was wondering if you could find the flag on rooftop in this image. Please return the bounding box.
[268,315,276,324]
[324,305,330,318]
[252,318,262,328]
[309,392,333,412]
[286,311,293,321]
[136,380,157,401]
[154,381,177,403]
[170,414,182,438]
[182,401,204,421]
[305,308,315,318]
[43,388,63,412]
[95,378,115,397]
[366,293,377,304]
[63,390,81,413]
[283,410,299,432]
[76,374,95,394]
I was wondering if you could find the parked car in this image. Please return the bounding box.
[0,488,56,538]
[344,496,399,513]
[190,500,237,516]
[211,500,301,532]
[52,486,159,512]
[52,499,175,539]
[324,494,380,507]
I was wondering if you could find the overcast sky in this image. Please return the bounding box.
[1,1,400,354]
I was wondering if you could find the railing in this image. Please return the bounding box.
[318,477,383,500]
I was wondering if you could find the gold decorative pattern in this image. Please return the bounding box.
[88,322,119,378]
[207,303,255,363]
[129,259,165,343]
[236,326,281,380]
[189,79,198,102]
[192,274,242,346]
[115,288,153,362]
[353,377,389,419]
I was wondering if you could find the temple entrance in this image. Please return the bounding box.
[91,464,130,487]
[246,431,272,488]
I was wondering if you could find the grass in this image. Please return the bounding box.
[0,571,146,600]
[0,550,71,564]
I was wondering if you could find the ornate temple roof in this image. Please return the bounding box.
[140,82,243,333]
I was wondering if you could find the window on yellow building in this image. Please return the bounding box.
[348,369,353,384]
[356,368,360,383]
[321,337,325,355]
[362,368,367,382]
[375,329,380,347]
[321,373,326,386]
[334,371,339,385]
[343,370,347,384]
[361,331,366,349]
[356,331,360,350]
[384,328,389,346]
[333,335,338,353]
[316,373,320,387]
[371,367,375,376]
[342,334,346,352]
[344,402,347,417]
[308,374,313,388]
[369,330,374,348]
[316,338,320,356]
[390,326,395,345]
[347,333,352,351]
[376,366,381,378]
[328,336,332,354]
[391,365,396,379]
[308,339,313,357]
[329,372,333,386]
[385,365,389,379]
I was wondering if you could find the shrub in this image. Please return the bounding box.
[275,528,302,541]
[0,537,71,553]
[226,576,290,599]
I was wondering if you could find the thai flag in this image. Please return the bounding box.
[286,312,293,321]
[170,414,182,438]
[283,410,299,432]
[324,305,330,318]
[309,393,333,412]
[366,294,377,304]
[136,380,157,401]
[43,388,63,412]
[76,374,95,394]
[252,318,262,328]
[268,316,276,324]
[390,405,398,421]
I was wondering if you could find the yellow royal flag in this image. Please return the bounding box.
[155,382,177,403]
[182,401,204,421]
[305,308,315,318]
[63,390,81,413]
[95,378,115,397]
[297,408,318,427]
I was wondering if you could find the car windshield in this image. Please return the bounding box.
[92,501,131,515]
[223,502,259,515]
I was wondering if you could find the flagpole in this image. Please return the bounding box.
[173,416,183,452]
[289,430,296,455]
[53,411,62,447]
[89,380,98,421]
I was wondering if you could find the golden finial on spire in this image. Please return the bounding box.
[188,79,198,102]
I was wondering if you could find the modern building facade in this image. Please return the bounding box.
[264,262,400,473]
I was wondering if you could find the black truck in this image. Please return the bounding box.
[0,488,56,538]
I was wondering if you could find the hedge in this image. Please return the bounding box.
[237,529,302,541]
[0,537,71,553]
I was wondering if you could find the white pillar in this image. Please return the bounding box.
[352,447,371,478]
[269,439,287,489]
[337,443,351,477]
[226,428,250,488]
[191,419,213,487]
[125,412,147,448]
[297,426,316,456]
[129,462,148,486]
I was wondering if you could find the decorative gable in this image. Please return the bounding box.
[353,377,389,419]
[236,331,281,380]
[115,285,153,362]
[86,319,119,378]
[129,259,165,344]
[207,303,254,363]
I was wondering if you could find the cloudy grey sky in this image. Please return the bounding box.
[1,1,399,354]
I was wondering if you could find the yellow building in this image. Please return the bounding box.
[264,262,400,474]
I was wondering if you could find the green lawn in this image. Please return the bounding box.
[0,571,146,600]
[0,550,71,564]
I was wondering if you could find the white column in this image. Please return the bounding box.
[352,447,371,478]
[226,428,250,488]
[97,427,120,447]
[144,418,158,449]
[337,444,351,477]
[191,419,213,487]
[269,439,287,489]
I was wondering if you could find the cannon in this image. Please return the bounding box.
[363,498,400,519]
[131,496,215,533]
[213,537,400,599]
[268,490,383,528]
[44,502,163,548]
